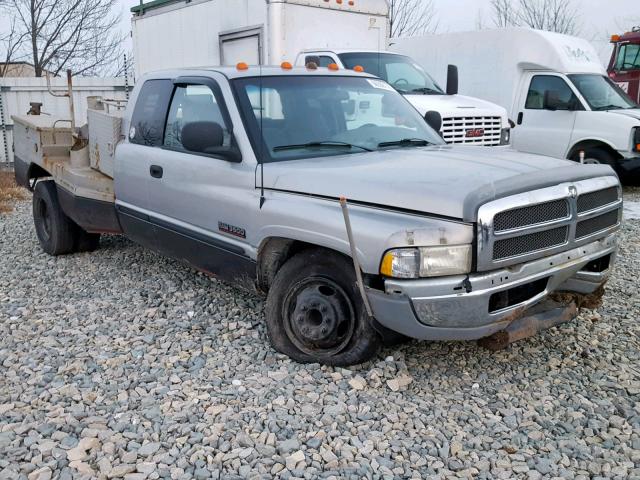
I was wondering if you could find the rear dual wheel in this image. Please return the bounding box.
[33,181,100,256]
[265,249,381,366]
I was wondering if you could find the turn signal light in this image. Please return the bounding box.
[611,34,621,42]
[236,62,248,71]
[328,63,339,71]
[281,61,292,70]
[353,65,364,72]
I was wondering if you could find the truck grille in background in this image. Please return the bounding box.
[494,199,569,232]
[441,116,502,146]
[576,209,621,239]
[577,186,619,213]
[477,181,622,270]
[493,226,568,260]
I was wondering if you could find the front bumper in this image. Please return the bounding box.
[618,155,640,174]
[367,234,617,341]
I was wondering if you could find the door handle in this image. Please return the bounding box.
[517,112,524,125]
[150,165,163,178]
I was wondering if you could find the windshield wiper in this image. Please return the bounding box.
[273,141,372,152]
[411,87,443,95]
[378,138,434,148]
[595,104,625,111]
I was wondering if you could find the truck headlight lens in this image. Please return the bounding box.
[500,128,511,146]
[380,245,472,278]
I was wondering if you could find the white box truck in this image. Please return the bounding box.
[391,28,640,171]
[131,0,511,147]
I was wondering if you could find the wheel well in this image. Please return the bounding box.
[27,164,52,190]
[567,140,622,161]
[257,238,358,293]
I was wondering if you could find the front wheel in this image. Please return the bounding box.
[265,249,381,366]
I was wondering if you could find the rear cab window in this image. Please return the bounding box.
[129,79,173,146]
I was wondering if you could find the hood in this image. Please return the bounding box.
[608,108,640,121]
[263,146,616,221]
[403,94,509,121]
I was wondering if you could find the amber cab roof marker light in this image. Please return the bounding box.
[328,63,339,71]
[353,65,365,72]
[236,62,249,71]
[281,61,293,70]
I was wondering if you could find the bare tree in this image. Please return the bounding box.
[389,0,439,38]
[0,17,28,77]
[6,0,124,77]
[490,0,581,35]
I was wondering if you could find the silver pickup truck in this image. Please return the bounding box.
[13,66,622,366]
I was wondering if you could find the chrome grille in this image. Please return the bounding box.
[441,116,502,146]
[493,226,569,260]
[476,178,622,271]
[576,209,621,239]
[494,199,569,232]
[577,186,619,213]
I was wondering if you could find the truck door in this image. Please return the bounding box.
[143,75,257,281]
[513,73,582,159]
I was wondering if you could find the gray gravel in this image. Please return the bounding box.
[1,193,639,480]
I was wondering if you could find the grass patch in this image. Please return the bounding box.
[0,170,27,214]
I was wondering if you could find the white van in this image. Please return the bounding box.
[391,28,640,169]
[131,0,510,147]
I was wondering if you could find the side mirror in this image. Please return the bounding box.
[543,90,564,111]
[424,110,443,133]
[181,121,241,162]
[446,64,459,95]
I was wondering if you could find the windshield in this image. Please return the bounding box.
[337,52,444,95]
[568,74,637,110]
[614,43,640,71]
[233,75,444,163]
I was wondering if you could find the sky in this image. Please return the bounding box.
[117,0,640,61]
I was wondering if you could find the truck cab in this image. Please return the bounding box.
[608,27,640,104]
[295,49,512,147]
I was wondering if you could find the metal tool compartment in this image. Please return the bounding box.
[88,98,124,179]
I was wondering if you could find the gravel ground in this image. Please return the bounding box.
[1,194,639,480]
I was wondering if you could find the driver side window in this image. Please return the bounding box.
[164,84,231,151]
[525,75,578,110]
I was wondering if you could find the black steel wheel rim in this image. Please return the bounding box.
[38,198,51,241]
[282,276,356,357]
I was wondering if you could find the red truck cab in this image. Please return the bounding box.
[608,27,640,103]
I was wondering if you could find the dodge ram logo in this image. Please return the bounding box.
[465,128,485,138]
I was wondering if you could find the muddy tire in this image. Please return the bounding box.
[32,181,77,256]
[265,249,381,366]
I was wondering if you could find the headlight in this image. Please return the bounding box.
[634,127,640,152]
[500,128,511,146]
[380,245,472,278]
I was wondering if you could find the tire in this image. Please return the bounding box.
[265,249,381,366]
[573,147,616,166]
[32,181,77,256]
